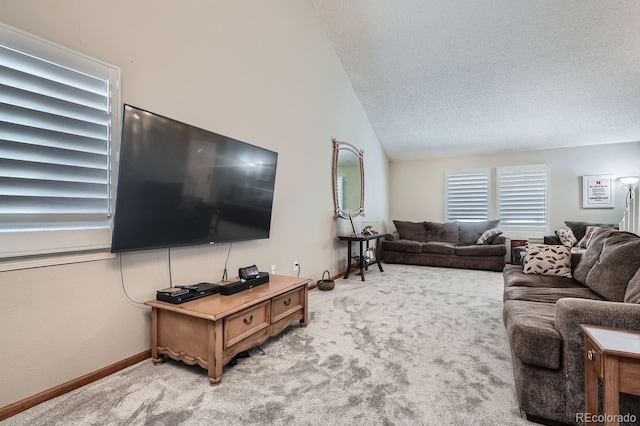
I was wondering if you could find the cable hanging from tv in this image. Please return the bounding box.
[221,242,232,281]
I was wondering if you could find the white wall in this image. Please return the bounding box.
[389,141,640,236]
[0,1,389,408]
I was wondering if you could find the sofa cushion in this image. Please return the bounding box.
[522,244,572,278]
[393,220,427,241]
[491,235,507,245]
[455,244,506,257]
[421,241,456,255]
[381,240,422,254]
[554,227,577,248]
[573,226,617,285]
[476,228,503,245]
[544,234,562,245]
[424,221,458,243]
[625,268,640,303]
[503,300,561,370]
[585,231,640,302]
[457,220,500,245]
[503,265,584,289]
[503,286,604,303]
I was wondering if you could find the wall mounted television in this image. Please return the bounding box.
[111,104,278,253]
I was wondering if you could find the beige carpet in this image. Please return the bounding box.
[1,264,532,426]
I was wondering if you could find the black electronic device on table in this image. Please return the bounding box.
[180,282,222,294]
[156,282,221,304]
[156,266,270,301]
[239,265,260,280]
[220,266,269,295]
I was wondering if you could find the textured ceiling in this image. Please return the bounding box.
[311,0,640,161]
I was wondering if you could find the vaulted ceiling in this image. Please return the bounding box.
[311,1,640,161]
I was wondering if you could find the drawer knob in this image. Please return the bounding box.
[588,349,595,361]
[284,298,291,306]
[243,315,253,325]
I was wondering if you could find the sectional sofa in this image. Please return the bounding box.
[502,226,640,424]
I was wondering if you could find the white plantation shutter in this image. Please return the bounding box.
[445,168,490,221]
[497,164,549,232]
[0,24,120,258]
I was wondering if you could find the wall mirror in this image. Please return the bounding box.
[332,137,364,219]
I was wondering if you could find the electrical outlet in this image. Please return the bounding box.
[271,264,277,274]
[293,260,300,272]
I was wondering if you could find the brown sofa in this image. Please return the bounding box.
[381,220,506,272]
[503,227,640,425]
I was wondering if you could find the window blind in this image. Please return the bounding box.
[497,164,549,230]
[0,24,120,258]
[445,168,490,221]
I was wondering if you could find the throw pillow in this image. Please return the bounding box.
[554,227,577,248]
[425,221,459,244]
[476,228,503,245]
[522,243,572,278]
[585,232,640,302]
[625,268,640,304]
[393,220,428,241]
[577,225,599,248]
[458,220,500,245]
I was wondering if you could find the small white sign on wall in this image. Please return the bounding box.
[583,175,615,208]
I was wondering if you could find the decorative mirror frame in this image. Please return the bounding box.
[332,137,365,219]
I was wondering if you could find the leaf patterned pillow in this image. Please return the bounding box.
[523,243,572,278]
[554,227,577,248]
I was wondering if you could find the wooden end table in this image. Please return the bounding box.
[510,239,527,265]
[338,233,386,281]
[580,324,640,425]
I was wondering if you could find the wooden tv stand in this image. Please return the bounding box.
[145,274,309,385]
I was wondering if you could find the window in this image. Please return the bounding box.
[0,24,120,260]
[496,164,550,235]
[445,168,490,221]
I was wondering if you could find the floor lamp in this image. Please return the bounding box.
[618,176,640,208]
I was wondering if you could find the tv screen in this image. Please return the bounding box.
[111,104,278,252]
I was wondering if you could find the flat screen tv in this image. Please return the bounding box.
[111,104,278,252]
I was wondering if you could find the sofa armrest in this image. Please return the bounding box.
[555,298,640,338]
[555,298,640,417]
[556,298,640,363]
[556,299,640,358]
[385,232,399,241]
